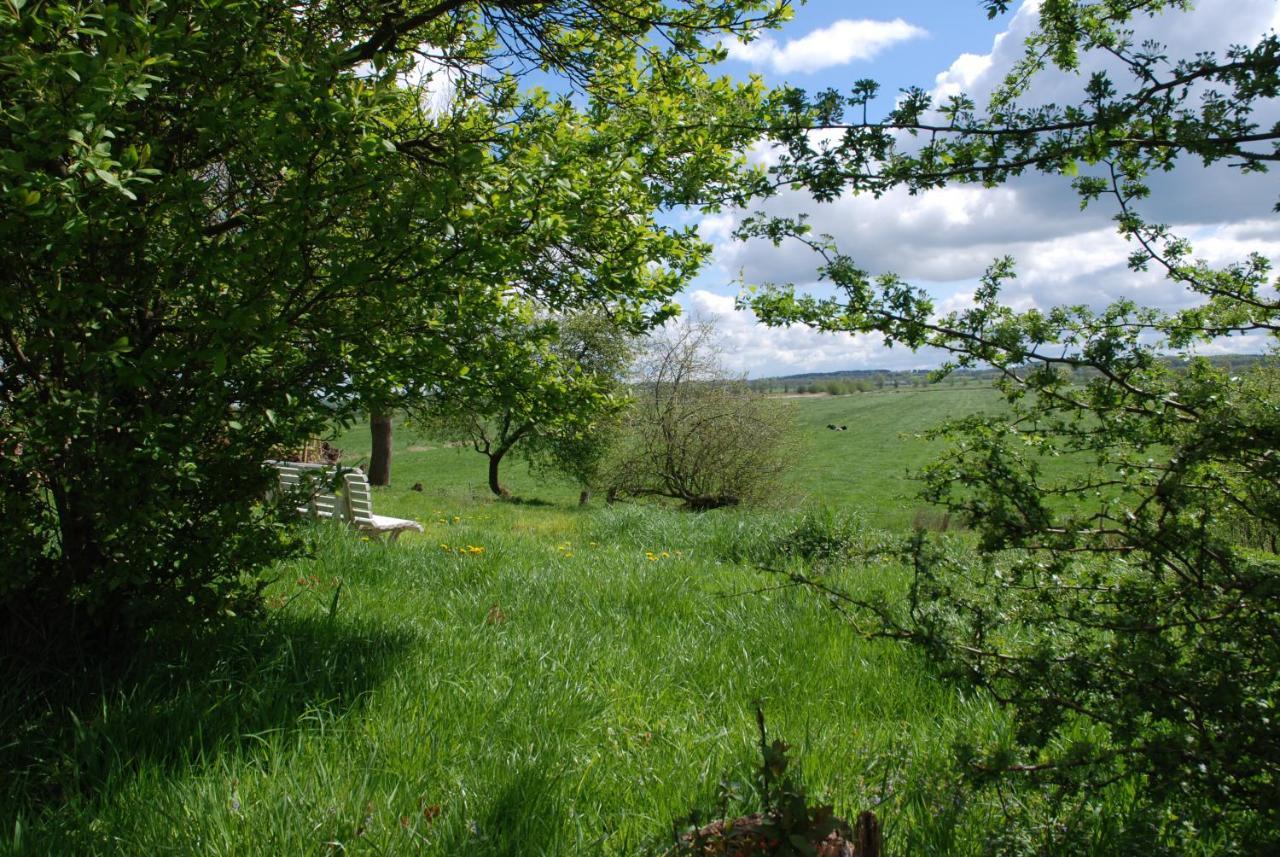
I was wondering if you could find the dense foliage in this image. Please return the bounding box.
[605,322,794,510]
[414,310,635,498]
[743,0,1280,847]
[0,0,784,650]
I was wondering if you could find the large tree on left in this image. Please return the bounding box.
[0,0,783,651]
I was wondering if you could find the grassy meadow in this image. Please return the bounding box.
[327,386,1005,529]
[4,388,1164,855]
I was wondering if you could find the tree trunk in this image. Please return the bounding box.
[368,411,392,486]
[487,449,511,498]
[579,488,590,506]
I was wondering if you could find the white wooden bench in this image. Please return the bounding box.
[270,461,423,542]
[272,461,343,520]
[337,468,424,542]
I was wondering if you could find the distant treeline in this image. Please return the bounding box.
[748,353,1270,395]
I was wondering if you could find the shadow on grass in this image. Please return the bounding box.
[463,763,569,857]
[0,611,416,819]
[499,495,556,507]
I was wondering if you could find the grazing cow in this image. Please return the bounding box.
[827,424,837,430]
[840,425,848,431]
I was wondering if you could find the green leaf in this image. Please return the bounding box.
[93,168,122,189]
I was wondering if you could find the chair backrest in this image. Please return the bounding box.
[341,470,376,526]
[271,461,343,520]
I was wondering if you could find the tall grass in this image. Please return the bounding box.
[1,391,1195,854]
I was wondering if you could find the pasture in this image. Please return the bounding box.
[2,389,1168,855]
[327,386,1004,528]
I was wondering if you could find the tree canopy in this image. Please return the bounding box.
[0,0,787,650]
[740,0,1280,847]
[413,308,635,499]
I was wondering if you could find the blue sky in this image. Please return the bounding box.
[673,0,1280,377]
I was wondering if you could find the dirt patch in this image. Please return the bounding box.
[671,810,881,857]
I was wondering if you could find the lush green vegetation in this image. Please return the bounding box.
[4,389,1221,855]
[0,0,780,651]
[336,386,1003,529]
[4,0,1276,851]
[747,0,1280,839]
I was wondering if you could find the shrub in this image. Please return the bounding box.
[604,322,796,510]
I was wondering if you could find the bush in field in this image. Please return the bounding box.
[604,322,794,510]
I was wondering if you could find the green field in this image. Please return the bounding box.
[326,387,1004,529]
[4,389,1164,855]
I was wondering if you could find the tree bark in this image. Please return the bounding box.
[368,411,392,486]
[487,448,511,498]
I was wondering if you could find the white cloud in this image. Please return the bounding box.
[725,18,927,74]
[700,0,1280,375]
[681,290,928,375]
[697,213,736,245]
[932,52,995,102]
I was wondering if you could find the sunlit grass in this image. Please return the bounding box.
[4,510,1016,855]
[2,391,1169,855]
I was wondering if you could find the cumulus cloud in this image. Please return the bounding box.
[680,290,933,374]
[724,18,927,74]
[699,0,1280,376]
[932,52,995,102]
